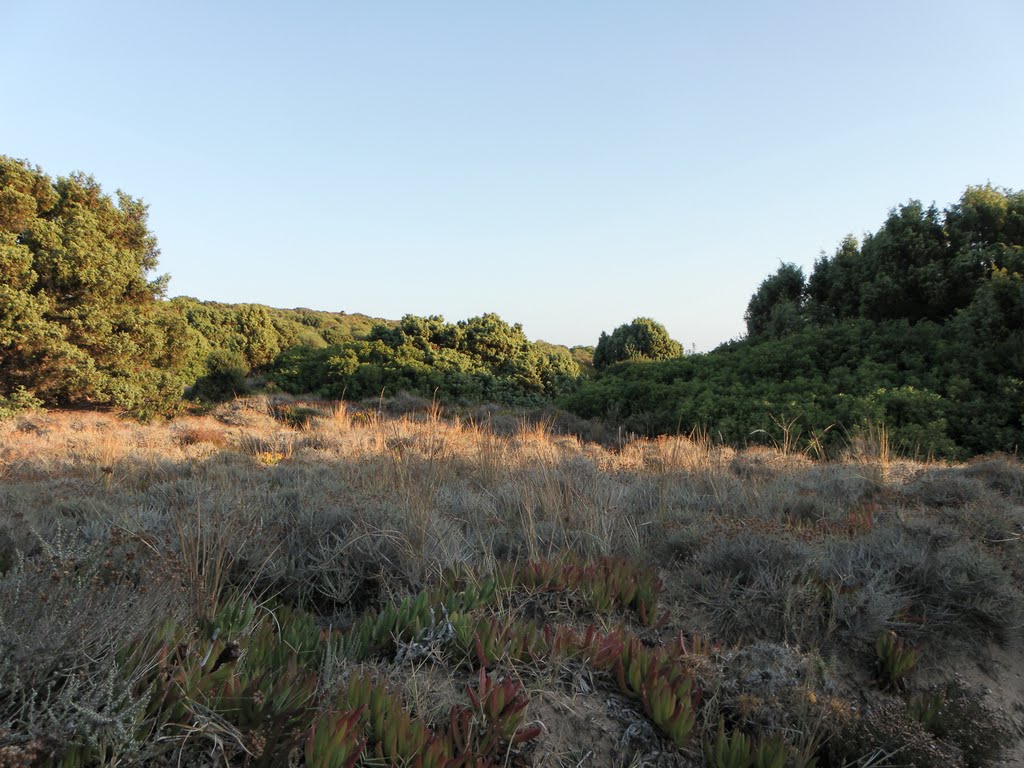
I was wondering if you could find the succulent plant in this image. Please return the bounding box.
[704,718,754,768]
[874,631,919,691]
[459,668,542,761]
[613,636,699,747]
[753,735,789,768]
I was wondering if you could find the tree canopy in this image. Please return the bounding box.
[269,313,582,405]
[593,317,682,369]
[749,185,1024,338]
[0,156,195,416]
[568,185,1024,458]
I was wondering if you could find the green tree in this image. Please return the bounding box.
[0,156,191,416]
[235,304,280,369]
[190,348,249,402]
[946,184,1024,252]
[744,262,806,338]
[593,318,682,369]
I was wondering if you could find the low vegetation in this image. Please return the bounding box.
[1,399,1021,766]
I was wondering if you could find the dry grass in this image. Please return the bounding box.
[0,398,1021,766]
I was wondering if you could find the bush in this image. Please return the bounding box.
[0,386,42,419]
[593,317,682,369]
[190,349,250,403]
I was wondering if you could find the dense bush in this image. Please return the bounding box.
[565,185,1024,459]
[268,313,582,405]
[564,318,1024,458]
[188,349,250,403]
[0,156,199,417]
[593,316,682,369]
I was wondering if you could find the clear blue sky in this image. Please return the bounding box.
[5,1,1023,350]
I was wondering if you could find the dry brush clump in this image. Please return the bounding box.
[0,401,1022,766]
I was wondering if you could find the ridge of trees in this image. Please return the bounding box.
[2,155,1021,457]
[565,185,1024,458]
[745,186,1024,337]
[267,312,584,405]
[0,155,588,411]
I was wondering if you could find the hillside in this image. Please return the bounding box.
[170,297,394,347]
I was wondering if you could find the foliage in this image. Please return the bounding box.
[0,385,43,418]
[5,154,1020,460]
[593,317,682,369]
[269,313,582,406]
[874,631,919,691]
[0,155,196,417]
[565,185,1024,458]
[565,319,1001,458]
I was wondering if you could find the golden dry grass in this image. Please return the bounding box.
[1,398,1022,766]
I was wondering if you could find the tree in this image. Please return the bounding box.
[235,304,280,369]
[744,262,807,339]
[806,235,860,322]
[456,313,532,367]
[946,184,1024,252]
[0,155,192,416]
[593,318,682,369]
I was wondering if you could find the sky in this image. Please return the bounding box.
[4,1,1023,351]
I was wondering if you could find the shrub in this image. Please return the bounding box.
[0,386,43,419]
[593,317,683,369]
[911,676,1013,767]
[190,349,250,402]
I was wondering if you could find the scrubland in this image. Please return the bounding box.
[0,397,1022,767]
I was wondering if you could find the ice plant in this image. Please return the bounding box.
[704,718,754,768]
[304,708,365,768]
[462,668,543,757]
[875,631,919,690]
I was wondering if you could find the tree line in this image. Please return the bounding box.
[2,155,1021,456]
[0,156,587,414]
[564,185,1024,458]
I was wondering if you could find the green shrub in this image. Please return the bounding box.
[0,386,42,419]
[190,349,250,402]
